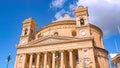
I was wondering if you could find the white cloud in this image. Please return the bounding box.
[69,0,120,36]
[50,0,66,8]
[105,0,120,4]
[54,9,66,19]
[69,4,76,11]
[51,0,120,36]
[110,53,117,58]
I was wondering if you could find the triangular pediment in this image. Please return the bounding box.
[29,36,74,45]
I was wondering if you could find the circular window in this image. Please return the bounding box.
[72,30,77,37]
[54,32,58,36]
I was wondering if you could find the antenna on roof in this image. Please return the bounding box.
[117,25,120,34]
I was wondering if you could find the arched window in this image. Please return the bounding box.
[54,32,58,36]
[80,18,84,26]
[72,30,77,37]
[24,28,28,35]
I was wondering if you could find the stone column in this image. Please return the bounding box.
[22,54,27,68]
[52,52,56,68]
[61,51,65,68]
[69,50,75,68]
[36,53,40,68]
[44,52,47,68]
[29,54,33,68]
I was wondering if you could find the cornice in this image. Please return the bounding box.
[17,36,94,49]
[111,53,120,63]
[94,46,109,54]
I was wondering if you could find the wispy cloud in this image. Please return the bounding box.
[68,0,120,36]
[54,9,66,19]
[50,0,120,36]
[50,0,66,8]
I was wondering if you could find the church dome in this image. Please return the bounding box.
[54,14,75,22]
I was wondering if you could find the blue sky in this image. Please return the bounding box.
[0,0,120,68]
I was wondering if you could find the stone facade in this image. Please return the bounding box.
[14,6,109,68]
[111,53,120,68]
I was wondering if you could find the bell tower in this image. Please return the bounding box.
[19,17,37,45]
[74,6,89,27]
[74,6,90,37]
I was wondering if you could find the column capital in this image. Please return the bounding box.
[68,49,73,52]
[78,48,82,50]
[60,50,65,52]
[36,52,41,55]
[29,53,34,55]
[51,51,56,53]
[43,52,48,54]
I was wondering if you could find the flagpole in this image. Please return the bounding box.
[6,61,9,68]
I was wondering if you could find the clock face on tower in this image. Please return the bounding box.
[22,40,26,44]
[80,30,86,36]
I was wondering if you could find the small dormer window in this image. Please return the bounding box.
[24,28,28,35]
[80,18,84,26]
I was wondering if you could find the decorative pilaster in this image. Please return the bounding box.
[89,49,96,68]
[78,49,83,68]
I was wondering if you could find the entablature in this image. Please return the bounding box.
[17,35,94,48]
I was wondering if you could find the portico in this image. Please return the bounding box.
[16,48,94,68]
